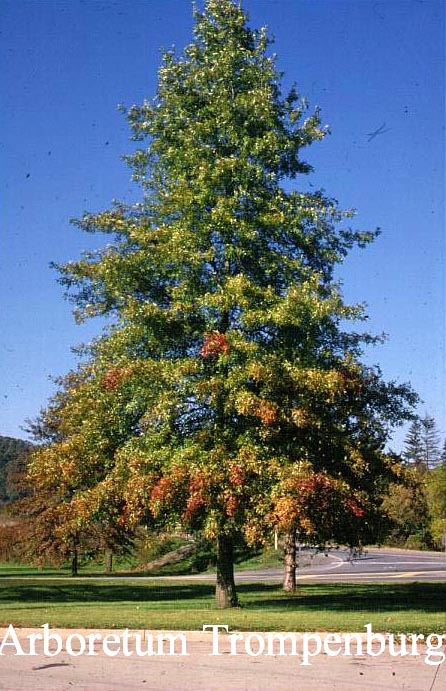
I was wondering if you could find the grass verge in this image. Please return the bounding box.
[0,579,444,634]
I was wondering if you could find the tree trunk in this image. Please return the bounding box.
[215,533,239,608]
[105,550,113,573]
[283,528,297,591]
[71,545,79,577]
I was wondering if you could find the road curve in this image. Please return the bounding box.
[232,547,446,584]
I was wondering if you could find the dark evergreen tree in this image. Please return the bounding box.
[403,419,424,468]
[420,414,441,469]
[440,438,446,467]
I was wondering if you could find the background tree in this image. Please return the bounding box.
[403,415,441,470]
[420,414,441,469]
[11,471,135,575]
[13,393,136,575]
[381,468,432,549]
[271,461,391,591]
[270,378,415,591]
[403,419,424,468]
[27,0,416,606]
[441,439,446,468]
[0,436,32,506]
[426,466,446,548]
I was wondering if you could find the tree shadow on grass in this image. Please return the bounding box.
[238,582,446,613]
[0,581,216,604]
[1,580,445,613]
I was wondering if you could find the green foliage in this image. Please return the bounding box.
[186,535,217,572]
[381,468,432,548]
[0,436,31,505]
[403,532,430,551]
[390,417,445,551]
[381,460,446,551]
[426,466,446,547]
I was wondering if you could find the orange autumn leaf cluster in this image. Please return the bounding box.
[234,391,278,427]
[255,400,278,426]
[183,494,207,523]
[225,494,239,517]
[228,463,245,487]
[150,477,176,506]
[131,460,251,530]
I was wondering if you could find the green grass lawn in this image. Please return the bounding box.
[0,559,140,578]
[0,547,284,578]
[0,578,444,635]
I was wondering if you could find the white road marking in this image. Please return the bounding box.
[368,560,446,566]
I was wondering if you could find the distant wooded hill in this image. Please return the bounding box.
[0,435,32,505]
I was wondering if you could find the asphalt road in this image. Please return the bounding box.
[76,547,444,585]
[231,547,446,584]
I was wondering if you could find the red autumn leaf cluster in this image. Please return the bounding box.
[189,472,211,495]
[183,471,212,523]
[183,494,206,522]
[200,331,230,359]
[150,477,175,505]
[101,366,130,392]
[345,497,365,518]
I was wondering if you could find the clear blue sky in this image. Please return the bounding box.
[1,0,444,452]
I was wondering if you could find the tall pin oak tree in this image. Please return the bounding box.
[28,0,416,606]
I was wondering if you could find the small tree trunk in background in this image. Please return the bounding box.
[105,550,113,573]
[283,528,297,591]
[71,545,79,577]
[215,533,239,608]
